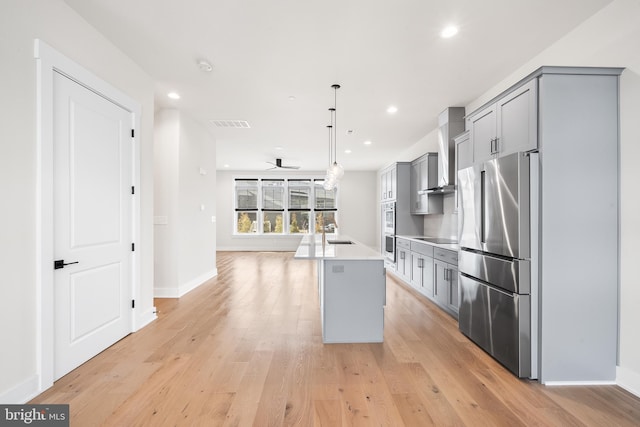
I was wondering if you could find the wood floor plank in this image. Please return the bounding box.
[29,251,640,426]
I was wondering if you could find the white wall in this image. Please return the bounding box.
[0,0,155,402]
[216,170,378,251]
[330,171,378,248]
[154,110,217,297]
[153,110,180,293]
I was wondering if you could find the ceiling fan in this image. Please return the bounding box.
[266,158,300,170]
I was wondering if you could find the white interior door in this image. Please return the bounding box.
[53,71,133,380]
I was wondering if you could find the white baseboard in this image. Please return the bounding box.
[135,306,157,331]
[154,269,218,298]
[0,374,40,404]
[617,365,640,398]
[543,380,616,386]
[153,287,179,298]
[216,246,296,252]
[178,268,217,297]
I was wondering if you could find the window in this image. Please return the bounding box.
[314,180,338,233]
[235,180,258,234]
[236,179,258,209]
[288,179,311,209]
[314,181,336,209]
[261,180,284,234]
[233,178,337,235]
[263,211,284,234]
[262,179,284,209]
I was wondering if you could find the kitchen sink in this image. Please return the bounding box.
[327,240,354,245]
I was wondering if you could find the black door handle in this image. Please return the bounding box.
[54,259,79,270]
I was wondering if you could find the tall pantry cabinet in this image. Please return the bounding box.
[463,66,623,383]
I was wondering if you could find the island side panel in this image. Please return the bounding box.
[321,259,386,343]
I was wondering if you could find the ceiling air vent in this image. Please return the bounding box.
[211,120,251,129]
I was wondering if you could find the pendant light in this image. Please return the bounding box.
[330,84,344,180]
[323,122,335,190]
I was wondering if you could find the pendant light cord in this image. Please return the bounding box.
[332,84,340,165]
[327,123,332,166]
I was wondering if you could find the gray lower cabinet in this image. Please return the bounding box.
[434,260,459,316]
[392,239,459,318]
[321,259,385,343]
[410,252,434,297]
[395,238,411,283]
[410,242,434,297]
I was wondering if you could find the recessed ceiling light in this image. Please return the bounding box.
[441,25,459,38]
[223,164,230,168]
[167,92,180,100]
[274,146,283,150]
[387,106,398,114]
[363,140,372,146]
[345,149,352,154]
[288,96,296,101]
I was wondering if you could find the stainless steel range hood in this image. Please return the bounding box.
[428,107,465,194]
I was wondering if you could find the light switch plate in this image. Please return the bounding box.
[154,216,168,225]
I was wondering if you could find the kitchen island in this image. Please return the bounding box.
[294,234,386,343]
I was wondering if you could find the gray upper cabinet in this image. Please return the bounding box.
[469,79,538,164]
[410,153,442,214]
[380,164,397,201]
[454,131,471,213]
[469,104,496,164]
[497,79,538,156]
[455,131,472,172]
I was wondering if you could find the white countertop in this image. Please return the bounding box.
[396,235,460,252]
[294,234,383,261]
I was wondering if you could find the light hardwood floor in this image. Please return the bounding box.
[32,251,640,426]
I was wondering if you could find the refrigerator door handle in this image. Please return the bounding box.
[480,169,486,244]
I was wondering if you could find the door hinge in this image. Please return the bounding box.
[131,300,135,309]
[131,243,135,251]
[131,129,135,138]
[131,186,135,195]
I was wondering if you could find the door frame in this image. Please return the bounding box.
[34,39,141,391]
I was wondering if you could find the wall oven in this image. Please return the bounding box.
[383,202,395,235]
[382,202,396,263]
[384,233,395,262]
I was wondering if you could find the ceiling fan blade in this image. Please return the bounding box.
[266,158,300,169]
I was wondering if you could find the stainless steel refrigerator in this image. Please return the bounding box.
[457,151,536,378]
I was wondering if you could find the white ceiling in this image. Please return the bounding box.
[64,0,612,172]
